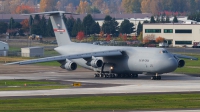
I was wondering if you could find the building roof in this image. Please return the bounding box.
[0,13,152,22]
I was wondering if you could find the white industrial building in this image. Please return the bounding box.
[21,47,44,57]
[143,23,200,47]
[0,41,9,56]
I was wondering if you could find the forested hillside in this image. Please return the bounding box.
[0,0,200,15]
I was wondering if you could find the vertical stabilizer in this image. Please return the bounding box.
[25,11,73,46]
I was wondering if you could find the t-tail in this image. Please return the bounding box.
[24,11,73,46]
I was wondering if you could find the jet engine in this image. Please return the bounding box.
[178,59,185,68]
[60,61,77,71]
[90,59,103,68]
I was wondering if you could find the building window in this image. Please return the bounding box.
[175,29,192,33]
[164,29,173,33]
[175,41,192,45]
[145,29,161,33]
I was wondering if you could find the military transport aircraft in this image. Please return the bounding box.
[6,11,198,80]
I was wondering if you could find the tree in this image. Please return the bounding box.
[122,34,127,41]
[143,34,155,44]
[150,16,156,23]
[102,15,118,35]
[76,0,90,14]
[39,15,47,37]
[106,34,111,41]
[0,22,8,34]
[8,17,15,29]
[137,32,143,42]
[21,19,29,33]
[40,0,57,12]
[160,15,165,23]
[156,15,160,23]
[137,21,143,36]
[156,36,165,43]
[173,16,178,23]
[95,22,101,34]
[132,36,137,41]
[66,16,75,37]
[15,4,34,14]
[99,31,104,38]
[119,19,134,34]
[82,14,96,35]
[31,14,42,35]
[46,17,54,37]
[166,16,170,23]
[76,31,85,41]
[121,0,141,13]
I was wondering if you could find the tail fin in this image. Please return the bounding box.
[24,11,73,46]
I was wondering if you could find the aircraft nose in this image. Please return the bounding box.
[164,58,178,72]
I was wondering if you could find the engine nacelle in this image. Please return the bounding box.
[178,59,185,68]
[90,59,103,68]
[60,61,77,71]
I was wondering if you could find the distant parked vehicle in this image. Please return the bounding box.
[192,42,200,48]
[159,42,168,47]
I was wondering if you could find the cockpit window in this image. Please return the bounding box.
[160,50,168,53]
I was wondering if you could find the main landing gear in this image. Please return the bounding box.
[151,73,161,80]
[94,73,138,78]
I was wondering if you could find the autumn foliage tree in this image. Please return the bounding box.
[20,19,29,32]
[76,31,85,41]
[132,36,137,41]
[143,34,155,44]
[156,36,165,43]
[40,0,57,12]
[122,34,127,41]
[15,5,34,14]
[106,34,111,41]
[99,31,104,38]
[76,0,89,14]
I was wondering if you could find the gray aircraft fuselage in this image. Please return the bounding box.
[55,43,178,75]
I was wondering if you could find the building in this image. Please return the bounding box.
[143,23,200,47]
[21,46,44,57]
[0,41,9,56]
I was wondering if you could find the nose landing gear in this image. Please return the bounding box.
[151,73,161,80]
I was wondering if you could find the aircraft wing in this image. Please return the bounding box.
[173,54,198,60]
[5,50,122,65]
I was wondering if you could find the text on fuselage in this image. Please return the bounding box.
[139,59,149,62]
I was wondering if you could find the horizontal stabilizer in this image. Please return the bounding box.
[5,50,122,65]
[173,54,198,60]
[22,11,78,16]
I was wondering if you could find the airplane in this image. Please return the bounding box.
[5,11,198,80]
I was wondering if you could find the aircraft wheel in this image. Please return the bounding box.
[157,76,161,80]
[134,74,138,78]
[151,76,156,80]
[151,76,161,80]
[94,73,97,78]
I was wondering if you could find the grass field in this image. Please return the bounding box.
[0,80,69,91]
[0,93,200,111]
[174,54,200,75]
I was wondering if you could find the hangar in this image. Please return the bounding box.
[143,23,200,47]
[0,41,9,56]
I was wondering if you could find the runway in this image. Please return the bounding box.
[0,68,200,97]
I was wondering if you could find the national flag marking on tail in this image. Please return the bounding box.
[54,29,65,32]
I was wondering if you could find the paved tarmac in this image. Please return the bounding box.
[0,70,200,97]
[0,65,200,112]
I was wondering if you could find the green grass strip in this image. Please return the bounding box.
[0,94,200,111]
[0,80,69,91]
